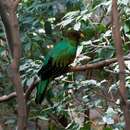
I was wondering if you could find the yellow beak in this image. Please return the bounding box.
[80,32,85,39]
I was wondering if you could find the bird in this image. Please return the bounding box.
[35,30,84,104]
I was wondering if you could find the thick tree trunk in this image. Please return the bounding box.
[0,1,27,130]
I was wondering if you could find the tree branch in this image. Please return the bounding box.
[0,56,130,103]
[68,56,130,72]
[112,0,130,129]
[0,92,16,102]
[0,78,37,102]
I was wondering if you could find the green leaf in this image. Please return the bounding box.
[81,20,96,39]
[97,46,115,59]
[124,24,130,33]
[92,0,102,8]
[96,23,106,33]
[0,47,4,54]
[80,122,91,130]
[103,128,112,130]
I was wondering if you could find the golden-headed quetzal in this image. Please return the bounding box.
[35,30,84,104]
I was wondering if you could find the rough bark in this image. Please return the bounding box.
[0,1,27,130]
[112,0,130,129]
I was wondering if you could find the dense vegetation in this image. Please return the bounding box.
[0,0,130,130]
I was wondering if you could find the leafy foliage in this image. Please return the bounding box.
[1,0,130,130]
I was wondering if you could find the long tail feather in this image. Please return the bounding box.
[35,79,49,104]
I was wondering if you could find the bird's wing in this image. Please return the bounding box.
[38,40,77,80]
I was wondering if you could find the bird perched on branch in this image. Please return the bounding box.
[35,30,84,104]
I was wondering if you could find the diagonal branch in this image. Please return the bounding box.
[0,77,37,102]
[0,56,130,103]
[0,92,16,102]
[68,56,130,72]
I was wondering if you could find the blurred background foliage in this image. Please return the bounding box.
[0,0,130,130]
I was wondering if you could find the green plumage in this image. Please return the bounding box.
[35,80,49,104]
[35,30,83,104]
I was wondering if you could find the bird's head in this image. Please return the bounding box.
[65,29,85,43]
